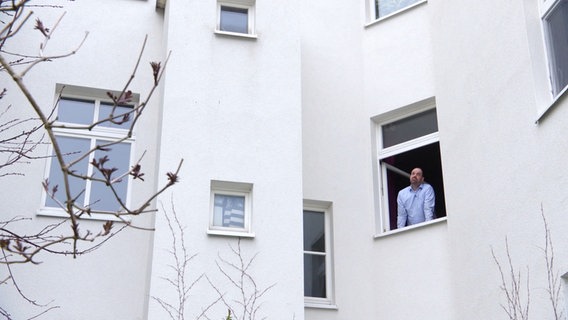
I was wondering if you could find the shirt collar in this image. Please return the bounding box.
[410,183,424,192]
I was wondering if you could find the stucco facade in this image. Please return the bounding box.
[2,0,568,319]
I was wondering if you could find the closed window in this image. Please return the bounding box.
[373,99,446,233]
[216,1,255,36]
[542,0,568,96]
[220,6,248,34]
[303,201,334,307]
[208,180,253,237]
[41,92,135,218]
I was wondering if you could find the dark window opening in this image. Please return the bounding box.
[382,142,446,230]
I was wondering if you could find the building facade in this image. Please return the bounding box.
[2,0,568,319]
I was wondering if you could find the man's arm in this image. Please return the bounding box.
[423,184,435,221]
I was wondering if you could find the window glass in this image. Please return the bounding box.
[303,210,325,252]
[43,91,136,217]
[303,209,328,299]
[90,141,131,211]
[57,99,95,125]
[220,6,248,33]
[213,194,246,228]
[382,108,438,148]
[304,254,326,298]
[45,136,90,208]
[376,0,422,18]
[99,103,133,129]
[544,0,568,95]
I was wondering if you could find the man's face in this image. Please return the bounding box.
[410,168,424,186]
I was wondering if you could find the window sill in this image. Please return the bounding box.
[374,216,447,239]
[37,208,127,222]
[364,0,427,28]
[214,30,258,40]
[304,300,337,310]
[535,84,568,123]
[207,229,255,238]
[304,302,338,310]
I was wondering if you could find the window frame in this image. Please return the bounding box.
[38,87,137,221]
[562,271,568,313]
[208,180,254,238]
[366,0,427,24]
[541,0,559,17]
[215,1,257,39]
[372,98,446,236]
[303,200,336,309]
[540,0,568,98]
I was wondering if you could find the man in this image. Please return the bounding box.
[397,167,435,228]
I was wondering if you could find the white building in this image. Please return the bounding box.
[2,0,568,319]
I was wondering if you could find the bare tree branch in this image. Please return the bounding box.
[491,238,530,320]
[1,22,180,263]
[492,206,567,320]
[152,197,219,320]
[208,239,275,320]
[538,205,564,320]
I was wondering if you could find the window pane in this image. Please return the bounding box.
[45,136,90,208]
[57,98,95,125]
[382,108,438,148]
[213,194,246,228]
[545,0,568,95]
[304,253,326,298]
[303,210,325,252]
[385,165,411,230]
[376,0,421,18]
[220,6,248,34]
[99,103,133,129]
[90,141,131,212]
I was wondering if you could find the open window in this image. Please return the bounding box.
[373,98,446,234]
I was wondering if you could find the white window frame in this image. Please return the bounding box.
[539,0,568,99]
[38,85,137,221]
[366,0,427,25]
[372,98,446,236]
[215,0,257,39]
[562,272,568,315]
[208,180,254,237]
[303,200,336,309]
[541,0,559,17]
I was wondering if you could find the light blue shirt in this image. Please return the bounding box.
[397,183,435,228]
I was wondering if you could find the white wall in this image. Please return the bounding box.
[148,0,304,319]
[5,1,568,319]
[364,4,453,320]
[301,1,453,319]
[430,0,568,318]
[0,1,165,319]
[300,1,375,319]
